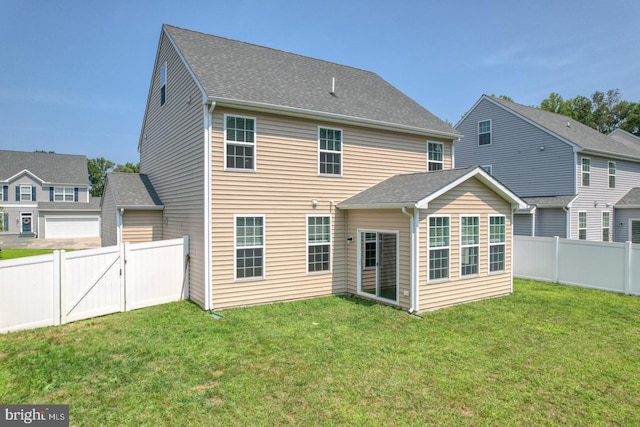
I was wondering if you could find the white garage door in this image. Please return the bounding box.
[45,216,100,239]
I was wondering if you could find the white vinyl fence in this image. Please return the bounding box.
[0,236,189,333]
[514,235,640,295]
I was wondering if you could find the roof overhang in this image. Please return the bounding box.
[116,205,164,210]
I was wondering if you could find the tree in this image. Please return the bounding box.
[87,157,114,197]
[113,162,140,173]
[540,92,571,116]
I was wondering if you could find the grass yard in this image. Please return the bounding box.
[0,248,60,260]
[1,279,639,426]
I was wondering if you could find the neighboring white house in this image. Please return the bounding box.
[455,95,640,243]
[0,150,100,239]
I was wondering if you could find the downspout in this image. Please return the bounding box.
[402,207,419,313]
[563,206,570,239]
[203,101,216,311]
[117,208,124,245]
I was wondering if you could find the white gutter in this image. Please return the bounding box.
[203,101,216,311]
[402,207,419,313]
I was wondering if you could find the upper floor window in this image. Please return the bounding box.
[0,185,6,201]
[235,215,264,280]
[608,161,616,188]
[225,115,256,171]
[54,187,75,202]
[160,62,167,106]
[461,216,479,276]
[428,216,450,281]
[489,216,506,273]
[427,142,444,171]
[478,120,492,146]
[578,211,587,240]
[18,185,34,201]
[481,165,493,175]
[318,127,342,176]
[307,215,331,273]
[581,158,590,186]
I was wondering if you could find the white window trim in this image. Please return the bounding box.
[578,211,587,240]
[54,187,74,202]
[355,228,400,303]
[317,126,343,177]
[224,114,257,172]
[306,214,332,275]
[488,215,506,274]
[20,185,32,201]
[601,211,610,242]
[460,215,480,278]
[608,161,616,189]
[160,62,167,106]
[0,211,8,232]
[427,141,444,171]
[427,214,450,284]
[478,119,492,146]
[581,157,591,187]
[629,219,640,243]
[233,214,265,281]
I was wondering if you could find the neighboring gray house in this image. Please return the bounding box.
[100,172,164,246]
[455,95,640,243]
[0,150,100,239]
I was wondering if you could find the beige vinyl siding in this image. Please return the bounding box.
[100,185,117,247]
[210,108,448,309]
[139,32,207,307]
[419,178,513,311]
[122,210,163,243]
[344,209,411,309]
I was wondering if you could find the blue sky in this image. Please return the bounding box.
[1,0,638,165]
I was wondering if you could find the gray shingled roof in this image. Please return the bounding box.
[163,25,459,137]
[487,96,640,161]
[522,195,577,208]
[615,188,640,208]
[339,166,491,208]
[0,150,88,184]
[105,173,163,208]
[38,197,101,212]
[609,128,640,145]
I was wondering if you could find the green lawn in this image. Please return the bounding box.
[0,248,59,260]
[1,279,639,426]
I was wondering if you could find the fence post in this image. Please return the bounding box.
[553,236,560,283]
[53,250,62,326]
[120,242,128,312]
[624,241,632,295]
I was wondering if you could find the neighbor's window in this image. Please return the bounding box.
[427,142,444,171]
[581,158,590,187]
[364,232,377,268]
[478,120,492,146]
[602,211,610,242]
[235,216,264,280]
[608,161,616,189]
[160,62,167,105]
[489,215,506,273]
[307,215,331,273]
[19,185,33,201]
[461,216,479,276]
[0,211,8,232]
[225,115,256,171]
[429,216,450,281]
[578,212,587,240]
[54,187,75,202]
[481,165,493,175]
[318,127,342,176]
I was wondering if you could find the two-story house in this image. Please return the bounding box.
[0,150,100,239]
[130,25,525,313]
[455,95,640,243]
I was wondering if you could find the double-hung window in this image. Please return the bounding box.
[578,212,587,240]
[307,215,331,273]
[602,211,610,242]
[581,158,590,187]
[478,120,491,146]
[608,162,616,188]
[225,115,256,171]
[428,216,449,281]
[461,216,479,276]
[427,142,444,171]
[160,62,167,106]
[0,211,8,232]
[54,187,75,202]
[489,216,506,273]
[235,215,264,280]
[318,127,342,176]
[19,185,33,201]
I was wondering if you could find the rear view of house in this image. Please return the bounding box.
[132,25,525,312]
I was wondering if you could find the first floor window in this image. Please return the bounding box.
[602,212,610,242]
[307,215,331,273]
[427,142,444,171]
[235,216,264,279]
[0,212,8,232]
[578,212,587,240]
[631,220,640,244]
[54,187,75,202]
[461,216,479,276]
[226,115,256,170]
[364,232,377,268]
[489,216,506,272]
[318,127,342,176]
[429,216,450,281]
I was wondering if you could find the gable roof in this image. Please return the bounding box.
[615,187,640,209]
[0,150,88,185]
[609,128,640,145]
[338,166,526,210]
[464,96,640,162]
[103,173,163,209]
[161,24,459,139]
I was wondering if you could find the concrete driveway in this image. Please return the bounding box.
[0,236,102,250]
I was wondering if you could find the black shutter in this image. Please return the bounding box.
[3,185,7,201]
[32,186,36,201]
[74,187,78,202]
[15,186,19,201]
[50,187,54,202]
